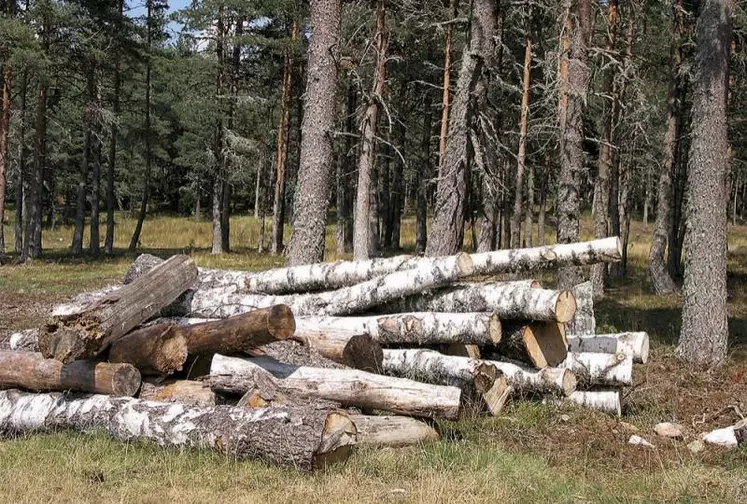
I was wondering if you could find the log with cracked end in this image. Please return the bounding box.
[108,324,189,375]
[491,321,568,367]
[208,354,462,420]
[566,332,650,364]
[560,352,633,387]
[383,283,576,323]
[350,415,441,447]
[566,389,622,416]
[486,359,577,397]
[0,389,357,471]
[0,351,141,396]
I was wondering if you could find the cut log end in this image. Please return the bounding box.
[38,322,91,365]
[112,365,143,396]
[313,412,357,470]
[561,369,578,397]
[639,336,650,365]
[488,313,502,344]
[473,362,499,394]
[523,322,568,367]
[482,377,511,416]
[268,304,297,338]
[555,291,577,323]
[341,334,384,373]
[108,325,189,376]
[455,252,475,277]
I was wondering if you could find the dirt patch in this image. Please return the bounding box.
[0,290,64,349]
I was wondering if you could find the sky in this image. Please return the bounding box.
[126,0,191,38]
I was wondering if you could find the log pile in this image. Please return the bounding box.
[1,237,650,471]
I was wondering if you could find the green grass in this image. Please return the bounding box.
[1,212,747,502]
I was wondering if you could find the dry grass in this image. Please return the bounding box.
[1,212,747,502]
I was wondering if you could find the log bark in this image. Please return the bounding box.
[385,283,575,323]
[567,332,649,364]
[350,415,440,447]
[209,354,462,419]
[566,281,595,336]
[486,359,576,396]
[293,330,383,372]
[255,341,346,370]
[295,312,502,346]
[567,389,621,416]
[0,389,356,471]
[38,255,198,363]
[108,324,188,375]
[560,352,632,387]
[381,349,509,415]
[173,254,473,318]
[493,322,568,367]
[139,379,216,406]
[0,351,141,396]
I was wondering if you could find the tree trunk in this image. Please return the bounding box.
[438,0,457,167]
[648,0,684,295]
[14,65,28,255]
[286,0,341,265]
[210,7,228,255]
[105,0,124,255]
[566,281,595,336]
[512,28,533,249]
[336,82,356,253]
[390,116,406,249]
[23,74,46,260]
[0,351,141,396]
[351,415,440,447]
[89,66,103,256]
[353,0,388,260]
[567,389,621,416]
[567,331,649,364]
[0,62,9,253]
[416,94,432,254]
[72,73,95,256]
[0,389,356,471]
[560,352,632,387]
[139,379,216,406]
[556,0,591,288]
[492,321,568,367]
[38,255,198,363]
[486,359,577,396]
[209,354,462,419]
[677,0,733,366]
[296,311,502,346]
[108,324,189,375]
[427,0,496,256]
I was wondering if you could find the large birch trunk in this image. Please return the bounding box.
[295,312,502,346]
[0,389,356,471]
[0,351,141,396]
[209,354,462,420]
[38,255,198,363]
[486,359,577,397]
[351,415,440,447]
[566,281,596,336]
[560,352,633,387]
[566,332,650,364]
[493,321,568,367]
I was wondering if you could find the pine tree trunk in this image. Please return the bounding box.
[336,83,356,254]
[427,0,496,256]
[438,0,457,167]
[556,0,590,288]
[210,7,228,255]
[380,144,391,249]
[416,94,432,254]
[72,72,96,256]
[105,0,123,255]
[512,29,533,249]
[14,68,27,255]
[390,118,405,248]
[0,63,10,253]
[24,64,47,260]
[89,67,103,256]
[677,0,733,366]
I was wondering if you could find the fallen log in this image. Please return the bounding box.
[0,389,356,471]
[171,253,474,318]
[139,379,216,406]
[295,312,502,346]
[491,322,568,367]
[567,389,622,416]
[9,330,39,352]
[108,324,188,375]
[381,348,508,414]
[470,237,622,275]
[384,283,576,323]
[256,341,346,369]
[350,415,440,447]
[566,282,595,336]
[38,255,198,363]
[566,332,650,364]
[289,332,383,372]
[208,354,462,420]
[486,359,577,397]
[0,351,141,396]
[560,352,633,386]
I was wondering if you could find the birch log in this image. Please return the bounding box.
[381,349,509,415]
[492,322,568,367]
[209,354,462,420]
[139,380,216,406]
[350,415,440,447]
[560,352,633,386]
[9,330,39,352]
[486,359,577,396]
[566,282,596,336]
[470,237,622,275]
[384,283,576,323]
[172,253,474,318]
[0,351,141,396]
[567,389,622,416]
[567,332,650,364]
[38,255,198,363]
[296,312,502,346]
[108,324,188,375]
[0,389,356,471]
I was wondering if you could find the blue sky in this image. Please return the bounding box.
[127,0,191,39]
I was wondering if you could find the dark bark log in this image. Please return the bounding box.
[108,324,189,375]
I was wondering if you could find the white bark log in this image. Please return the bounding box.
[566,282,595,336]
[0,390,356,471]
[384,283,576,323]
[470,237,622,275]
[350,415,440,447]
[560,352,633,386]
[172,253,474,318]
[567,332,650,364]
[486,360,577,396]
[209,354,462,420]
[295,312,502,346]
[567,389,622,416]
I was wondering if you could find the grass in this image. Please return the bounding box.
[1,211,747,502]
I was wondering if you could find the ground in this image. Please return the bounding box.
[0,213,746,503]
